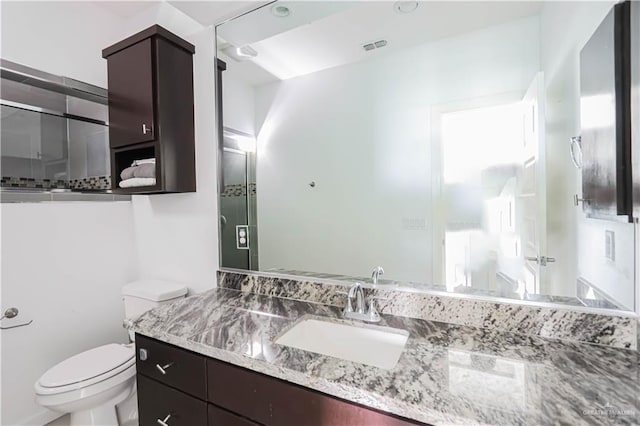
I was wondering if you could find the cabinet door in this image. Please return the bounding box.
[580,1,632,220]
[106,38,155,147]
[137,375,207,426]
[207,358,422,426]
[209,404,261,426]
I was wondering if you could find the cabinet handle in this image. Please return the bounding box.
[157,414,171,426]
[155,362,174,375]
[142,124,152,134]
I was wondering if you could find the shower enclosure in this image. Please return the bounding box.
[1,59,110,192]
[219,128,259,270]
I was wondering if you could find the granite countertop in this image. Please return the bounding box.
[132,288,639,425]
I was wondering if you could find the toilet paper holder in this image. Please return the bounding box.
[1,307,33,330]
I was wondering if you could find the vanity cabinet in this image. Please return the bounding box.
[102,25,196,194]
[135,334,423,426]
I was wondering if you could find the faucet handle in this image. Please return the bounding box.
[367,296,387,323]
[336,290,354,313]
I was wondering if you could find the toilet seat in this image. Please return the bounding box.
[35,344,135,396]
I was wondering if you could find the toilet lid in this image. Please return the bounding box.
[39,344,134,388]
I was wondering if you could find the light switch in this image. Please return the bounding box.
[236,225,249,250]
[605,230,615,261]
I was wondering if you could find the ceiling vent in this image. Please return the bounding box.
[362,39,388,52]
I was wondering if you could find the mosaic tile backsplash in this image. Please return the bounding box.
[69,176,111,191]
[1,176,68,190]
[221,183,257,198]
[1,175,111,191]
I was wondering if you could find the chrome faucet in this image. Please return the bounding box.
[341,282,385,323]
[371,266,384,285]
[347,282,365,313]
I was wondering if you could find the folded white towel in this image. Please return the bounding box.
[119,177,156,188]
[131,158,156,166]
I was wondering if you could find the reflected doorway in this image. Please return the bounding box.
[436,75,547,299]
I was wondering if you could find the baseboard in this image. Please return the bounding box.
[13,409,61,426]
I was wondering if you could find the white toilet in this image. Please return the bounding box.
[35,280,188,426]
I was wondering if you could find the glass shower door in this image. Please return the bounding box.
[220,148,250,270]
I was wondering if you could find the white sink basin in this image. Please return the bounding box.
[275,318,409,369]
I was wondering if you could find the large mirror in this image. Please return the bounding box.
[216,1,637,311]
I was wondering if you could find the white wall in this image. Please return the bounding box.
[0,1,227,424]
[0,1,126,87]
[221,52,257,135]
[254,17,539,282]
[540,0,635,308]
[0,3,142,424]
[1,202,137,425]
[116,3,222,294]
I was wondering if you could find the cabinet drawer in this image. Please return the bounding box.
[136,334,206,399]
[207,358,421,426]
[137,375,207,426]
[209,404,261,426]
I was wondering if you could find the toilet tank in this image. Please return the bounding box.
[122,280,188,322]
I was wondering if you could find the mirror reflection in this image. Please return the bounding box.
[217,1,636,311]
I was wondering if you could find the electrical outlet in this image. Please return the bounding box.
[402,217,426,231]
[236,225,249,250]
[605,230,615,261]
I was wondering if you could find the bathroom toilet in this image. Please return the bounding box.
[34,280,188,426]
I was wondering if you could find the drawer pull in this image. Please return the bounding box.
[156,414,171,426]
[156,362,174,375]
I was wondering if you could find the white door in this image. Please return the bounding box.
[519,72,548,295]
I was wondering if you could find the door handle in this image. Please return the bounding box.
[570,136,582,169]
[574,194,591,206]
[525,256,556,266]
[142,123,153,135]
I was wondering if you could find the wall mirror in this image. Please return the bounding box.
[216,1,638,312]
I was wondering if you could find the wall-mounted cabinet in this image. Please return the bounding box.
[579,1,632,221]
[102,25,196,194]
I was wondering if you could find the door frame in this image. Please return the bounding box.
[430,91,525,288]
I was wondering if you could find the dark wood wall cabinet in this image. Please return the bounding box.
[135,334,424,426]
[102,25,196,194]
[579,1,632,221]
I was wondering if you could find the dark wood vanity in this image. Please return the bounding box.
[135,334,423,426]
[102,25,196,194]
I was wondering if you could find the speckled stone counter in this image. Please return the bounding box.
[218,271,639,350]
[132,288,639,425]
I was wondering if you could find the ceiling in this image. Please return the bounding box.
[217,1,544,85]
[169,1,268,26]
[93,1,264,24]
[91,1,544,87]
[93,1,159,18]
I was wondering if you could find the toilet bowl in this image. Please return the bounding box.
[34,280,188,425]
[35,343,136,426]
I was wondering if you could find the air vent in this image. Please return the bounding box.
[362,39,388,52]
